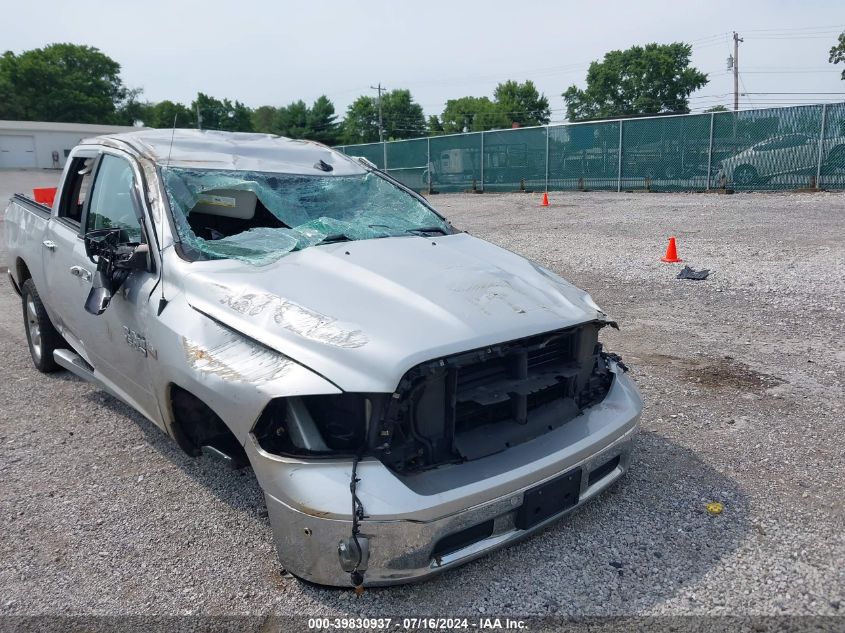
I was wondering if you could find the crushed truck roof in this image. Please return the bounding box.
[82,129,366,175]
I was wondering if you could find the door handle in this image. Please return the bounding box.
[42,240,56,251]
[70,265,92,282]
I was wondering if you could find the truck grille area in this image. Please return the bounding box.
[375,321,616,473]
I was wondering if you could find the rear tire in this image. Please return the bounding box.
[21,279,62,373]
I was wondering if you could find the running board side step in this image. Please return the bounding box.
[53,349,124,404]
[54,348,97,380]
[53,349,167,440]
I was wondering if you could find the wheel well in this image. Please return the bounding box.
[16,258,32,284]
[168,384,247,464]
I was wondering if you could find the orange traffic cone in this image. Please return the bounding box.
[661,236,682,263]
[541,192,549,207]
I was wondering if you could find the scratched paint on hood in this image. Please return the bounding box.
[445,266,572,316]
[183,329,292,383]
[219,290,368,349]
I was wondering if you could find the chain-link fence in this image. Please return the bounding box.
[336,103,845,193]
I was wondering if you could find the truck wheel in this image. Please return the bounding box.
[21,279,62,373]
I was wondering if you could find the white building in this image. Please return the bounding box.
[0,120,142,170]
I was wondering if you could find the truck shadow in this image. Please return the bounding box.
[87,391,749,615]
[82,389,270,520]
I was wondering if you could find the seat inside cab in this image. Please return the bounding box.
[187,189,286,240]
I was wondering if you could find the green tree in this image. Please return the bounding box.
[427,114,445,136]
[114,88,152,126]
[0,53,25,119]
[830,31,845,79]
[704,105,728,112]
[438,96,510,133]
[251,105,277,132]
[307,95,339,145]
[275,100,310,138]
[341,89,425,143]
[341,95,379,143]
[493,80,550,126]
[0,43,130,123]
[191,92,253,132]
[145,100,194,128]
[563,43,708,121]
[253,97,338,144]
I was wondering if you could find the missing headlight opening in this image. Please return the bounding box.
[251,321,619,472]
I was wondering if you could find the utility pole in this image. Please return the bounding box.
[196,102,202,130]
[733,31,743,111]
[370,83,386,142]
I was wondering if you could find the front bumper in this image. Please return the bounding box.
[247,362,642,587]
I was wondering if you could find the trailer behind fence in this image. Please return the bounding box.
[336,103,845,193]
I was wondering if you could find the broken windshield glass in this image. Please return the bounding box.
[161,167,450,265]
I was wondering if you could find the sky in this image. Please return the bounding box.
[3,0,844,121]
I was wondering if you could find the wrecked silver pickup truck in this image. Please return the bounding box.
[5,130,642,587]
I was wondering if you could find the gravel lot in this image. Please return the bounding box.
[1,171,844,621]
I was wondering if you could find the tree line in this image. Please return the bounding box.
[10,38,839,145]
[0,44,560,144]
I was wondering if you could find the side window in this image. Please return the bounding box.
[58,156,95,225]
[783,134,809,148]
[85,154,143,243]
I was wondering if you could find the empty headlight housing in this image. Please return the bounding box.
[252,393,384,457]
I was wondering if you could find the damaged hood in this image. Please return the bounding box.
[182,233,605,392]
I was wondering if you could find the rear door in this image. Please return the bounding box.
[41,150,99,358]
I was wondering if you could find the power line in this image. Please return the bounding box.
[742,91,845,95]
[740,70,841,74]
[742,24,844,33]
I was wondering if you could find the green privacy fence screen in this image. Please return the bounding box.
[336,103,845,193]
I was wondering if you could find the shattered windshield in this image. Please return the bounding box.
[162,168,450,265]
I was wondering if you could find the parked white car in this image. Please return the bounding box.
[717,133,845,186]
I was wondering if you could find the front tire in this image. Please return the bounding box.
[733,165,758,187]
[21,279,62,373]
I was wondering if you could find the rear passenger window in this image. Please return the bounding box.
[86,155,143,243]
[58,156,95,225]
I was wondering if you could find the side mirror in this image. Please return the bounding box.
[83,228,149,315]
[85,270,113,316]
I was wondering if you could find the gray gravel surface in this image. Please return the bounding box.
[1,182,843,618]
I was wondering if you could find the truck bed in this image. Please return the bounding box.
[4,193,53,293]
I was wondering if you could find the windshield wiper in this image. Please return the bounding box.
[405,226,448,236]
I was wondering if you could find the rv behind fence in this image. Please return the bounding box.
[336,103,845,193]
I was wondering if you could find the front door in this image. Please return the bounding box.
[75,151,163,425]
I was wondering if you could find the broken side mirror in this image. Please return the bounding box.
[84,270,113,316]
[83,228,149,315]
